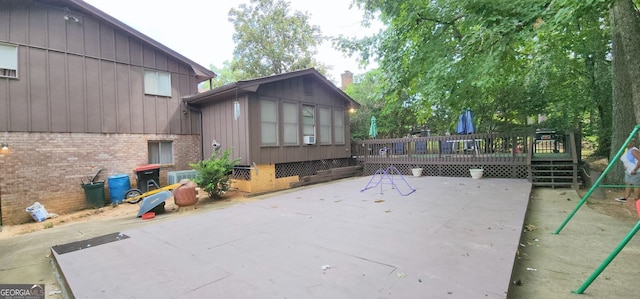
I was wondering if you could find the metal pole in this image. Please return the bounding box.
[597,184,638,188]
[572,220,640,294]
[554,125,640,234]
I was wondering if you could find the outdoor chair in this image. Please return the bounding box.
[415,141,427,154]
[464,140,476,152]
[394,142,405,155]
[441,141,453,154]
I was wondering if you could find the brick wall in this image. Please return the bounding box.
[0,132,201,225]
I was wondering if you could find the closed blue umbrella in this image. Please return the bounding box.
[456,109,475,134]
[464,109,475,134]
[456,113,466,134]
[369,116,378,138]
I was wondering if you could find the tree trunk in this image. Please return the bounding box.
[608,0,640,183]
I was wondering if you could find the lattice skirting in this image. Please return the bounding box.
[275,159,354,178]
[233,158,356,181]
[363,163,528,179]
[232,167,251,181]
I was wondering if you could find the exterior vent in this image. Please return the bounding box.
[167,170,198,185]
[303,135,316,144]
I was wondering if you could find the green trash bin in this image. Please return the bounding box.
[82,182,106,208]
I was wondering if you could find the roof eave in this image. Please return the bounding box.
[184,68,361,109]
[66,0,216,82]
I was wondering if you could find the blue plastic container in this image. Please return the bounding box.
[108,174,131,204]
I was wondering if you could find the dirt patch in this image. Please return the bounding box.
[584,188,639,223]
[579,156,640,222]
[583,155,609,173]
[0,190,250,239]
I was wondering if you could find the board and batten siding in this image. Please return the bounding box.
[247,76,352,165]
[0,0,199,135]
[200,94,250,164]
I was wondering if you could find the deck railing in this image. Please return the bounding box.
[351,131,580,178]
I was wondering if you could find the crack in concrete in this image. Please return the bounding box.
[183,273,232,295]
[306,242,398,273]
[206,238,242,250]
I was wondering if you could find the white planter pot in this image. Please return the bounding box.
[411,168,423,177]
[469,169,483,179]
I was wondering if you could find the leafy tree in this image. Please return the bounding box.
[199,60,242,90]
[340,0,640,186]
[346,69,418,139]
[209,60,241,88]
[345,71,382,140]
[228,0,330,78]
[338,0,612,149]
[609,0,640,183]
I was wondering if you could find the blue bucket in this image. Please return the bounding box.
[108,174,131,204]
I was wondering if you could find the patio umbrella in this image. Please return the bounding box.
[369,116,378,138]
[455,109,475,134]
[464,109,475,134]
[456,113,466,134]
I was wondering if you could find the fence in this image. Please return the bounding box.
[351,131,580,179]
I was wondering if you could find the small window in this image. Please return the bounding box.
[0,43,18,78]
[148,141,173,164]
[333,109,345,144]
[144,70,171,96]
[261,99,278,146]
[283,102,298,145]
[318,107,331,144]
[303,105,315,137]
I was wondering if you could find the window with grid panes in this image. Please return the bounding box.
[333,109,344,144]
[318,107,331,144]
[148,141,173,164]
[0,43,18,78]
[302,105,315,137]
[144,70,171,96]
[283,102,298,145]
[260,99,278,146]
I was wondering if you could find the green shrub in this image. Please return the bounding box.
[190,148,240,199]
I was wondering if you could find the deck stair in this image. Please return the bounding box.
[530,159,581,189]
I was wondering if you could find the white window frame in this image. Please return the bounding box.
[0,43,18,78]
[260,99,279,146]
[282,102,299,145]
[318,107,331,144]
[333,109,345,144]
[144,70,172,97]
[148,141,173,164]
[302,104,315,137]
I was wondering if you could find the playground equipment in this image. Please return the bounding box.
[361,165,415,196]
[553,124,640,294]
[572,200,640,294]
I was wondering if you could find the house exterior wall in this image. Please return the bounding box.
[0,0,207,224]
[0,0,200,135]
[230,164,298,193]
[248,75,352,165]
[0,132,201,225]
[200,94,250,163]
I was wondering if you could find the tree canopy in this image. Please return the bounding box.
[339,0,640,184]
[228,0,329,79]
[339,0,614,151]
[346,69,419,139]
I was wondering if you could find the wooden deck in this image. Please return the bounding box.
[351,131,582,188]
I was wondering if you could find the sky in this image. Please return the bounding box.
[83,0,381,85]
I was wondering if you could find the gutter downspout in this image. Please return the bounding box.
[185,102,204,161]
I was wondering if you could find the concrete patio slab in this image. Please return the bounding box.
[52,175,531,298]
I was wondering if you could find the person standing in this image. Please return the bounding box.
[616,139,640,202]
